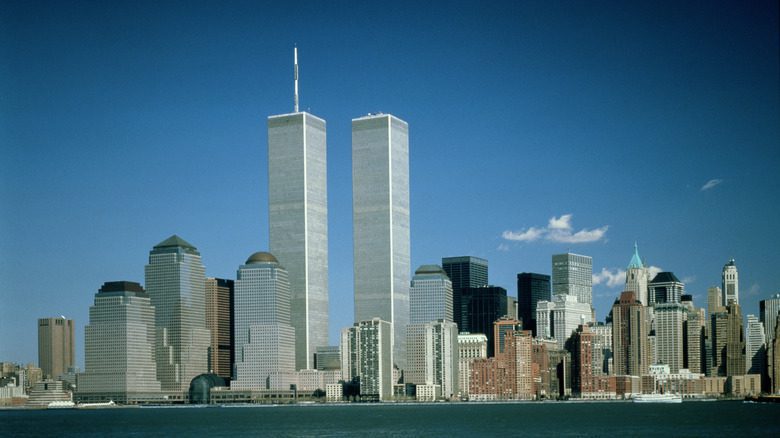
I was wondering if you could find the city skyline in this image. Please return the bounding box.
[2,1,779,367]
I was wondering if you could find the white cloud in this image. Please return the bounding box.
[701,179,723,191]
[647,265,663,280]
[501,227,544,242]
[502,214,609,245]
[681,275,696,284]
[497,243,510,252]
[592,268,626,288]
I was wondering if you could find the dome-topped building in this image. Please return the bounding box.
[245,251,279,265]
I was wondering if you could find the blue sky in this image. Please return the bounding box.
[2,1,778,367]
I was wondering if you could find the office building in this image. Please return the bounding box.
[232,252,295,390]
[770,314,780,393]
[517,273,551,337]
[684,304,706,374]
[611,292,649,377]
[568,325,595,397]
[722,259,739,305]
[493,317,522,357]
[458,333,488,398]
[341,318,393,400]
[409,265,453,324]
[443,256,488,331]
[648,272,684,306]
[552,253,592,307]
[353,113,410,370]
[707,286,724,338]
[37,317,74,380]
[589,322,613,376]
[145,235,210,392]
[78,281,161,402]
[205,277,234,380]
[725,302,745,377]
[760,294,780,344]
[536,294,593,349]
[746,315,766,375]
[625,243,649,305]
[314,346,341,371]
[654,303,685,373]
[268,104,328,370]
[507,296,518,321]
[460,286,508,356]
[710,309,729,377]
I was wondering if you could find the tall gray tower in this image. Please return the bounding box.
[268,48,328,370]
[352,113,410,370]
[552,253,593,306]
[145,235,210,392]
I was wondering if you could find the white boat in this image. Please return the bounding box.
[77,400,117,409]
[633,393,683,403]
[47,400,76,409]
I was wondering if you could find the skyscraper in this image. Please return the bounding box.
[624,243,649,306]
[409,265,453,324]
[442,256,488,330]
[536,294,593,349]
[746,314,766,375]
[611,291,649,377]
[353,113,410,370]
[232,252,295,390]
[37,317,74,380]
[205,277,234,380]
[648,272,684,305]
[268,49,328,371]
[760,294,780,344]
[552,253,592,307]
[722,259,739,305]
[654,303,685,373]
[457,332,488,398]
[145,235,210,392]
[725,302,745,377]
[460,286,508,357]
[79,282,160,402]
[517,273,551,337]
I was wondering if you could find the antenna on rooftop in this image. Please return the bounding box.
[294,46,299,113]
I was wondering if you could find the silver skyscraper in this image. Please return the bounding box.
[145,235,210,392]
[268,48,328,370]
[352,113,410,370]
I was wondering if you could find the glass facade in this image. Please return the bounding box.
[268,112,329,371]
[352,114,410,370]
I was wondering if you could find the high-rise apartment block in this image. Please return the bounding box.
[268,107,329,371]
[37,316,74,380]
[409,265,453,324]
[625,244,649,305]
[405,320,458,398]
[722,259,739,305]
[205,277,234,380]
[648,272,684,305]
[611,291,649,377]
[459,286,508,357]
[517,273,551,337]
[536,294,593,349]
[232,252,295,390]
[145,235,210,392]
[683,303,706,374]
[341,318,393,400]
[552,253,592,307]
[79,282,160,402]
[353,113,410,370]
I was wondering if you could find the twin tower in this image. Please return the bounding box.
[268,49,410,371]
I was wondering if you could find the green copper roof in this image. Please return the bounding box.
[153,234,197,250]
[628,242,643,269]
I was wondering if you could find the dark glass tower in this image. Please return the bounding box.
[442,256,488,331]
[459,286,507,357]
[517,273,551,337]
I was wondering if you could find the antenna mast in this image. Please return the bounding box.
[294,46,299,112]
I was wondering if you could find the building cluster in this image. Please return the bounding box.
[3,51,780,406]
